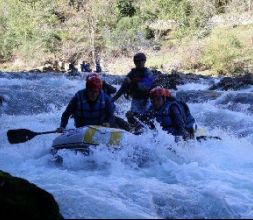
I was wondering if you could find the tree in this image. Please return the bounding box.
[117,0,136,18]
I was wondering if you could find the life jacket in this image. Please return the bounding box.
[177,100,195,130]
[74,90,106,127]
[128,68,154,99]
[149,98,195,131]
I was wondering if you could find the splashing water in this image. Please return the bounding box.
[0,72,253,218]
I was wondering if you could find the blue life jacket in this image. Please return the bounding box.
[136,72,154,91]
[128,68,154,99]
[177,100,195,130]
[74,90,107,127]
[150,98,195,131]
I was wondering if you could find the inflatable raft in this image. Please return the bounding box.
[51,126,129,163]
[50,125,220,164]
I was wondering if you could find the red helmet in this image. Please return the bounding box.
[86,74,103,92]
[149,86,171,98]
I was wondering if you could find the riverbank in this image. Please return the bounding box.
[1,23,252,77]
[1,1,253,77]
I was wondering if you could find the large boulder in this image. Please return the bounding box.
[0,170,63,219]
[104,69,212,90]
[209,73,253,91]
[42,64,55,72]
[153,69,184,90]
[153,69,213,90]
[28,69,42,73]
[176,90,222,103]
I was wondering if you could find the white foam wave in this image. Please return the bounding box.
[1,74,253,218]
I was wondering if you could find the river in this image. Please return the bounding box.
[0,72,253,218]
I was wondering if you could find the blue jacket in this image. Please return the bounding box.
[146,97,195,136]
[127,68,154,99]
[60,89,115,128]
[113,67,155,101]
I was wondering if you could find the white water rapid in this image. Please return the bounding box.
[0,72,253,218]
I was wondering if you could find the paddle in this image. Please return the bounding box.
[196,135,222,141]
[132,116,222,141]
[7,129,59,144]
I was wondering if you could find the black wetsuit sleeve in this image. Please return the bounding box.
[60,96,77,128]
[112,71,132,102]
[112,80,129,102]
[170,104,186,136]
[103,81,117,95]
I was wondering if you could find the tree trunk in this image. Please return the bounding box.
[88,16,96,70]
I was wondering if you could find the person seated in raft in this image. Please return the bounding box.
[57,74,115,132]
[85,73,131,132]
[86,73,117,97]
[134,86,196,140]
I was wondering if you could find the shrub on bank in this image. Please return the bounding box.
[202,26,253,74]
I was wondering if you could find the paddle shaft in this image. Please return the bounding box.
[36,130,59,135]
[133,116,150,129]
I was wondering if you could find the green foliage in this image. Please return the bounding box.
[0,0,251,74]
[156,0,191,20]
[0,0,61,63]
[141,0,224,41]
[144,27,155,40]
[106,16,144,52]
[42,32,62,54]
[202,30,242,73]
[116,0,136,18]
[147,53,173,70]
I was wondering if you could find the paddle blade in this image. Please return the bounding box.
[7,129,38,144]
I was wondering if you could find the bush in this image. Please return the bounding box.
[105,16,149,53]
[116,0,136,18]
[202,29,242,74]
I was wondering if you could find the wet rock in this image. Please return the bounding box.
[176,90,222,103]
[42,64,55,72]
[103,69,212,89]
[28,69,42,73]
[40,60,66,73]
[180,72,212,82]
[0,170,63,219]
[153,69,213,90]
[209,73,253,91]
[153,69,184,90]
